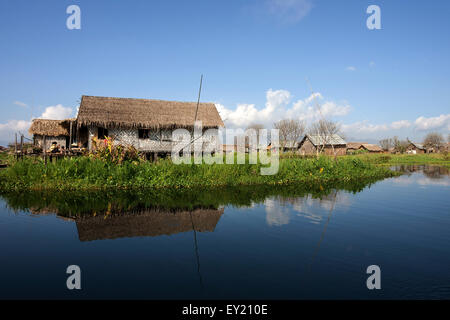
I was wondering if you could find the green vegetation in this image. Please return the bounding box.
[347,153,450,168]
[0,155,399,192]
[1,179,382,217]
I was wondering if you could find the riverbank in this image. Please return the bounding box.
[0,155,400,192]
[347,153,450,168]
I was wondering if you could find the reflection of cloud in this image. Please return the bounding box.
[265,191,352,226]
[416,178,450,187]
[265,198,291,226]
[392,172,450,187]
[292,192,351,223]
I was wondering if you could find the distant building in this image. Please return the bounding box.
[29,118,75,150]
[406,142,426,154]
[298,134,347,156]
[347,142,383,153]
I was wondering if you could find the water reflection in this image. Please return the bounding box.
[1,166,449,299]
[266,191,352,226]
[392,165,450,187]
[0,179,380,243]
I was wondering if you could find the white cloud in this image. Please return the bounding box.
[341,121,389,134]
[216,89,351,129]
[40,104,73,120]
[414,114,450,131]
[0,104,73,145]
[266,0,313,23]
[346,66,356,72]
[0,120,32,145]
[391,120,411,130]
[342,119,412,134]
[14,101,28,108]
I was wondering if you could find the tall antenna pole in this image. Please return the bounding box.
[306,78,336,159]
[194,74,203,124]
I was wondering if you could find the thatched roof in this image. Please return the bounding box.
[347,142,366,150]
[77,95,225,130]
[361,143,383,152]
[28,119,74,137]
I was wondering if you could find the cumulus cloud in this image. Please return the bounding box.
[216,89,351,129]
[0,120,32,145]
[266,0,313,23]
[40,104,73,120]
[414,114,450,131]
[13,101,28,108]
[342,119,413,134]
[0,104,73,145]
[391,120,411,130]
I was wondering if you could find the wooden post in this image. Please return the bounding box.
[43,135,47,165]
[14,133,17,158]
[69,121,73,150]
[20,134,24,155]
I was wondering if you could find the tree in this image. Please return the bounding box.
[392,136,409,153]
[423,132,444,151]
[379,138,393,151]
[308,119,341,154]
[273,119,306,149]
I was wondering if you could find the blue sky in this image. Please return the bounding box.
[1,0,449,145]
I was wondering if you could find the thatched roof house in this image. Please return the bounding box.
[347,142,383,153]
[298,134,347,156]
[76,95,224,152]
[361,143,383,153]
[29,119,75,150]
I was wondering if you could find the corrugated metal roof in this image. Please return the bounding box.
[306,134,346,146]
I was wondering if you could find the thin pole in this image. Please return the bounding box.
[69,121,73,150]
[15,133,17,154]
[194,74,203,124]
[179,75,205,152]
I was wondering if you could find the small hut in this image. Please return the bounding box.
[29,119,76,150]
[361,143,383,153]
[76,95,224,155]
[347,142,383,153]
[298,134,347,156]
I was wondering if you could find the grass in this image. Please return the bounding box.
[347,153,450,168]
[0,154,400,192]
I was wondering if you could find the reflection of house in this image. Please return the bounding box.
[29,119,76,150]
[347,142,383,153]
[76,96,224,154]
[406,142,426,154]
[298,134,347,156]
[75,208,224,241]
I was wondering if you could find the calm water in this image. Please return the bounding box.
[0,165,449,299]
